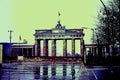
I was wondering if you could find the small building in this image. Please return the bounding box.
[12,44,34,57]
[85,44,106,57]
[0,42,12,59]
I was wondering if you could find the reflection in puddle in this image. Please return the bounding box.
[1,62,81,80]
[34,62,40,79]
[42,63,48,79]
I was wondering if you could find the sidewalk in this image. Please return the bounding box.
[82,65,120,80]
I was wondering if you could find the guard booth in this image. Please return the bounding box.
[0,43,12,62]
[12,44,34,58]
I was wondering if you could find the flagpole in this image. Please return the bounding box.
[19,35,21,56]
[19,36,20,56]
[58,11,61,21]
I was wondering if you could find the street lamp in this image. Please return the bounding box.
[8,30,13,43]
[100,0,110,56]
[82,27,96,57]
[82,27,95,44]
[82,27,96,64]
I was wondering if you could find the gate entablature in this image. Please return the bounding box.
[34,21,84,40]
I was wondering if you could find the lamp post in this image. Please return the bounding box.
[82,27,95,56]
[82,27,95,44]
[82,27,96,64]
[8,30,13,58]
[100,0,110,56]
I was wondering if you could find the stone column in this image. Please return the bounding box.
[80,38,84,57]
[32,48,33,57]
[52,39,56,57]
[22,48,23,56]
[72,39,75,56]
[37,40,41,57]
[35,39,41,57]
[91,46,93,55]
[43,39,48,56]
[63,39,67,56]
[35,40,37,56]
[102,47,105,57]
[84,47,86,64]
[27,48,29,57]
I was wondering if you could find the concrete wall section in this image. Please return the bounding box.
[0,44,3,64]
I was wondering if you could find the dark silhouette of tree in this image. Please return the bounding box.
[95,0,120,55]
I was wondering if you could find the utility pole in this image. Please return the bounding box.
[91,28,95,44]
[8,30,13,43]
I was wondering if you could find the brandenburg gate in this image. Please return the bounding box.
[34,21,85,57]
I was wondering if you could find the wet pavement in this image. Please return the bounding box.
[0,62,120,80]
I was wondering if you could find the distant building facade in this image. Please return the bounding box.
[85,44,106,57]
[12,44,34,57]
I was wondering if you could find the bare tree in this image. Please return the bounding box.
[95,0,120,55]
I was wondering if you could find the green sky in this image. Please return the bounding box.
[0,0,105,55]
[0,0,101,43]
